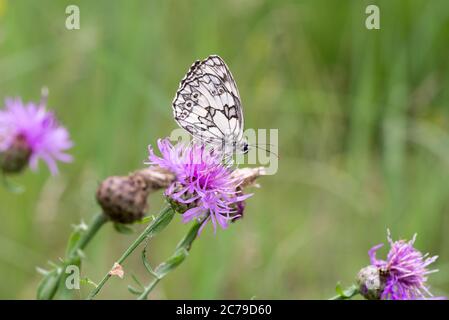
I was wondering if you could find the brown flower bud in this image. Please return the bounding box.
[231,167,267,188]
[0,134,31,174]
[96,173,150,224]
[230,187,246,222]
[135,166,175,190]
[356,265,386,300]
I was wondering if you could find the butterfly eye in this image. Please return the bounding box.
[192,93,199,100]
[218,87,224,94]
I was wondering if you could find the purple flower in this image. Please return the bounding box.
[146,138,252,233]
[368,230,440,300]
[0,97,73,175]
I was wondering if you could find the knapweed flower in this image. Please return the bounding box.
[146,138,252,233]
[0,97,73,175]
[360,230,440,300]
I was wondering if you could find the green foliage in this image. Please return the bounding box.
[113,222,135,235]
[36,268,61,300]
[332,283,359,300]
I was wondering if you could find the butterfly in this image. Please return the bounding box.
[172,55,249,160]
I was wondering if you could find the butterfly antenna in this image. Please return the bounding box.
[250,143,277,147]
[249,144,279,159]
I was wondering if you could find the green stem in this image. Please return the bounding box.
[68,213,108,260]
[86,205,175,300]
[137,278,160,300]
[137,220,202,300]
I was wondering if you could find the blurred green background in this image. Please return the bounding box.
[1,0,449,299]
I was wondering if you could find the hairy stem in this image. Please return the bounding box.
[137,220,202,300]
[87,205,175,300]
[69,213,108,259]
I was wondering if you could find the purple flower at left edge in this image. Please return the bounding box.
[0,97,73,175]
[368,230,443,300]
[146,138,252,234]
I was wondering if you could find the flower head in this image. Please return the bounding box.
[0,97,73,175]
[96,173,150,224]
[367,230,440,300]
[146,138,252,233]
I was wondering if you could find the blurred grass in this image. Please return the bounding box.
[1,0,449,299]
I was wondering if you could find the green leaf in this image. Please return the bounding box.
[128,285,143,295]
[136,215,155,225]
[335,282,345,296]
[47,260,60,269]
[131,274,144,289]
[155,248,188,278]
[36,267,50,276]
[343,285,358,298]
[36,269,61,300]
[141,246,157,277]
[56,259,82,300]
[76,249,86,260]
[1,174,24,193]
[65,229,82,257]
[335,283,358,299]
[80,277,98,288]
[176,222,201,251]
[113,222,135,234]
[146,208,175,238]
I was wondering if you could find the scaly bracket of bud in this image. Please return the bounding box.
[0,134,31,174]
[356,265,387,300]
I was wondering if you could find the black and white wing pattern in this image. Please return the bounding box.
[172,55,245,153]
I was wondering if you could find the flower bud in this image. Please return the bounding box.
[231,167,266,188]
[229,187,246,222]
[165,182,197,214]
[356,265,386,300]
[136,166,175,190]
[0,134,31,174]
[96,173,149,224]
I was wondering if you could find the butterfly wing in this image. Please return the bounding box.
[172,55,244,150]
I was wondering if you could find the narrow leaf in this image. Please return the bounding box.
[335,282,344,296]
[80,277,98,288]
[131,274,144,289]
[1,174,25,193]
[65,229,82,257]
[141,246,157,277]
[176,222,201,251]
[146,208,175,238]
[136,215,155,225]
[113,223,135,234]
[155,248,188,278]
[128,285,143,295]
[36,269,61,300]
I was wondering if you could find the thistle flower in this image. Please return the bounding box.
[146,138,252,233]
[362,230,441,300]
[0,96,73,175]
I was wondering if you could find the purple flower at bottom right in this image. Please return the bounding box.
[367,230,443,300]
